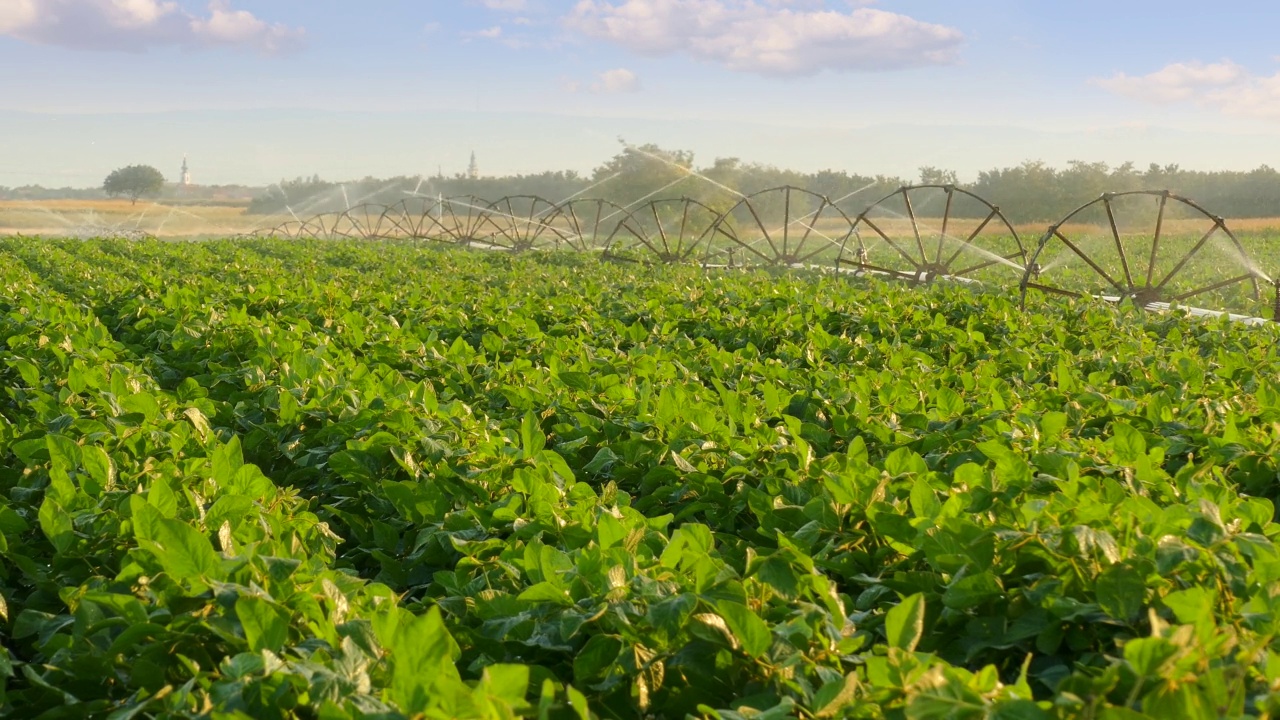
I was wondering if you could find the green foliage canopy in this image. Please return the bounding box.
[5,236,1280,717]
[102,164,166,205]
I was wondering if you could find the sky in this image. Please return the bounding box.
[0,0,1277,187]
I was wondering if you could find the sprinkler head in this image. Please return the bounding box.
[1031,262,1042,279]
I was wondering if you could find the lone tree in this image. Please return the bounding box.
[103,165,165,205]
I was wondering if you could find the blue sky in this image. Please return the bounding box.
[0,0,1277,186]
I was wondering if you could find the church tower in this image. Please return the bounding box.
[180,155,192,187]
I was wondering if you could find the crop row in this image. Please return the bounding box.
[2,237,1280,718]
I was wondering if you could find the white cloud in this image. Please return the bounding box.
[1093,61,1248,104]
[462,23,551,50]
[0,0,40,35]
[1094,60,1280,120]
[593,67,640,93]
[565,67,641,93]
[563,0,963,76]
[473,0,528,9]
[190,1,302,52]
[0,0,303,53]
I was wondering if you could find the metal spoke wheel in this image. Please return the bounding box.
[710,186,855,268]
[551,199,632,251]
[331,204,398,240]
[433,196,495,246]
[262,221,303,239]
[477,196,563,251]
[377,198,443,240]
[276,215,336,240]
[604,198,731,264]
[1020,191,1267,315]
[838,185,1026,284]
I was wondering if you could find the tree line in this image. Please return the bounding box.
[8,146,1279,224]
[247,147,1280,224]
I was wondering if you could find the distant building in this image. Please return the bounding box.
[180,155,192,187]
[467,151,479,180]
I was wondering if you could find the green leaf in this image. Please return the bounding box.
[1124,636,1177,677]
[566,684,590,720]
[556,371,593,391]
[715,601,772,658]
[479,664,530,705]
[885,593,926,652]
[596,512,626,549]
[518,582,573,606]
[13,358,40,387]
[1163,587,1213,628]
[1110,422,1147,463]
[813,673,860,718]
[389,607,461,712]
[521,412,546,455]
[1055,358,1078,392]
[80,446,115,496]
[212,436,245,484]
[1096,562,1146,622]
[235,596,290,652]
[121,392,161,421]
[910,478,942,522]
[148,518,222,581]
[977,440,1032,485]
[646,594,697,636]
[583,447,621,475]
[176,377,207,402]
[932,388,965,417]
[328,450,378,484]
[147,479,178,518]
[942,573,1001,610]
[573,635,623,681]
[184,407,212,442]
[1039,411,1068,441]
[38,498,74,555]
[991,699,1052,720]
[45,434,81,473]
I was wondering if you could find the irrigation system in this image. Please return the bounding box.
[237,184,1280,323]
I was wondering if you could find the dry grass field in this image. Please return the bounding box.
[0,199,292,238]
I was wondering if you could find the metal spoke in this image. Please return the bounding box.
[1170,274,1255,303]
[941,209,998,270]
[1155,222,1220,291]
[792,199,827,259]
[903,191,927,265]
[676,200,692,258]
[935,188,954,265]
[782,188,792,258]
[1023,281,1084,299]
[1147,193,1167,287]
[1104,196,1134,289]
[743,201,778,260]
[858,215,922,270]
[1054,229,1128,294]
